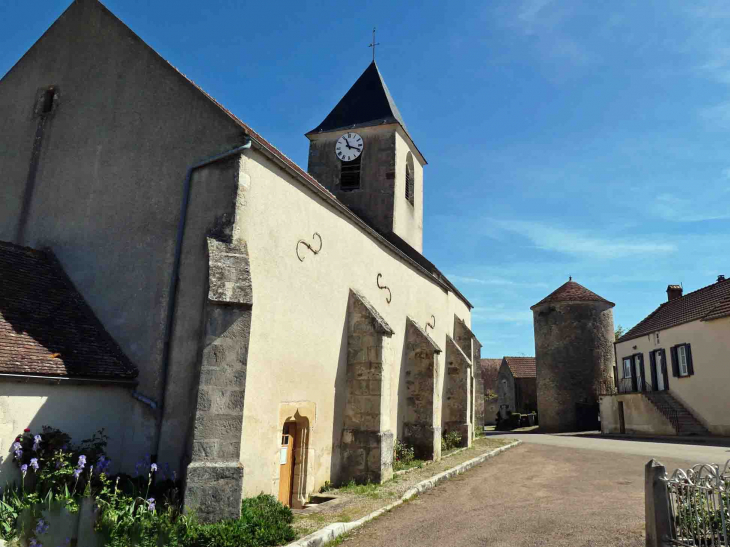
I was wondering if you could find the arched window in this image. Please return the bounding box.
[405,152,415,205]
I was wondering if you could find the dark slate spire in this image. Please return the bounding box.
[307,61,409,135]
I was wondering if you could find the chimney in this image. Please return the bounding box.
[718,275,726,282]
[667,285,683,301]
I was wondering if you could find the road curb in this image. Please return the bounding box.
[286,440,522,547]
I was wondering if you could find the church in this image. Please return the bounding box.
[0,0,483,520]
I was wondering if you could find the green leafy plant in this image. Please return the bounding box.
[392,440,415,471]
[441,431,463,452]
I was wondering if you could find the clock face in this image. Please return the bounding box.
[335,132,363,162]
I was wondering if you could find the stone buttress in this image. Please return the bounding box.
[402,317,442,461]
[184,238,252,521]
[443,334,472,447]
[340,289,394,484]
[454,316,483,436]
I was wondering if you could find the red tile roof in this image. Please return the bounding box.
[618,278,730,342]
[504,356,537,379]
[0,242,138,382]
[531,280,614,309]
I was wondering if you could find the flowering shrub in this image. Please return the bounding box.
[2,427,296,547]
[441,430,463,452]
[392,440,415,471]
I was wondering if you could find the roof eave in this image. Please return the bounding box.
[0,372,139,387]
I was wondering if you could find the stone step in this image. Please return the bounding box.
[642,391,710,435]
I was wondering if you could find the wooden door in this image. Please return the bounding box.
[278,423,296,507]
[618,402,626,434]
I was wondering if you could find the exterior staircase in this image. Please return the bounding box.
[643,391,710,436]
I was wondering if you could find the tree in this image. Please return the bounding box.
[615,324,625,340]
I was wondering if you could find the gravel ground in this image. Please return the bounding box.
[330,442,698,547]
[292,437,515,538]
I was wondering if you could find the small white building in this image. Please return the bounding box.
[601,277,730,437]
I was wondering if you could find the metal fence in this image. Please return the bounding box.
[659,460,730,546]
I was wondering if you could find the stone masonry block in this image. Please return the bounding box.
[194,414,243,440]
[184,462,244,522]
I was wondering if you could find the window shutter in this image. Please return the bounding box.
[670,346,679,377]
[661,349,669,389]
[649,351,658,389]
[685,344,694,376]
[638,355,646,391]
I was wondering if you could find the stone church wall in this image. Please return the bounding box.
[234,149,471,500]
[0,0,250,473]
[0,0,475,509]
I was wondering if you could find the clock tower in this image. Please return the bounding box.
[306,61,426,253]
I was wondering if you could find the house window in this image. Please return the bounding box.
[678,345,688,376]
[670,343,694,378]
[622,358,632,378]
[655,332,660,344]
[340,155,361,191]
[405,152,415,206]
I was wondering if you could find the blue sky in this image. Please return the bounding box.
[2,0,729,358]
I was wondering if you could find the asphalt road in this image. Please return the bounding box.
[336,435,730,547]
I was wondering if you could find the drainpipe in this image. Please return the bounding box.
[154,138,252,460]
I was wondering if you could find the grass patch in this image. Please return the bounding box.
[393,459,425,472]
[336,480,382,499]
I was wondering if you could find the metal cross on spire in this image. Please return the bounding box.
[368,27,380,62]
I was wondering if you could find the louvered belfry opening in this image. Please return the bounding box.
[340,155,361,191]
[405,166,414,204]
[405,152,415,205]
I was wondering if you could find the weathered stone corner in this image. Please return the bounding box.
[402,317,442,461]
[340,289,394,485]
[206,238,253,306]
[185,462,244,522]
[184,238,252,521]
[443,334,472,448]
[349,289,394,336]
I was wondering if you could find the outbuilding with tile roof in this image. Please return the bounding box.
[497,356,538,417]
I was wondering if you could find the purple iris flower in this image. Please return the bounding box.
[30,458,39,471]
[147,498,156,512]
[73,468,81,479]
[150,463,157,473]
[77,455,86,469]
[14,449,22,459]
[35,518,49,535]
[20,464,28,475]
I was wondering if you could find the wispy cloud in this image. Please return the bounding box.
[492,220,676,259]
[446,274,549,289]
[492,0,597,71]
[651,193,730,222]
[471,305,534,324]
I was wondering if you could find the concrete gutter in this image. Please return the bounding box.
[286,440,522,547]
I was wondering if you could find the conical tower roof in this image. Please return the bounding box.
[531,279,614,310]
[307,61,409,136]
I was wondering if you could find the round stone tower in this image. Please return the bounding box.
[531,278,615,432]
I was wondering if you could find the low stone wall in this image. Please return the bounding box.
[600,393,676,436]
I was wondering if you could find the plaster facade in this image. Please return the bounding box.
[599,394,677,436]
[0,383,155,481]
[0,0,476,514]
[613,316,730,436]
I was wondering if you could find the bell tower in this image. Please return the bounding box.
[306,61,426,253]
